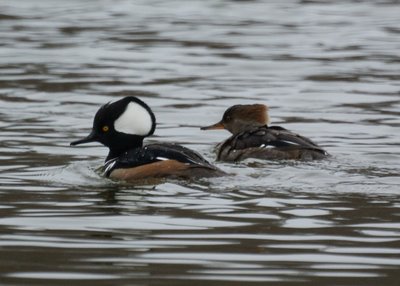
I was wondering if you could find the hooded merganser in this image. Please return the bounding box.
[200,104,328,162]
[71,96,225,182]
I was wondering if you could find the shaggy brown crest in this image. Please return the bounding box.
[201,104,269,134]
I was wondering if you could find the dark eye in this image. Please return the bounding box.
[102,125,109,132]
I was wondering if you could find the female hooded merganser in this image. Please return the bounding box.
[71,96,225,182]
[201,104,328,162]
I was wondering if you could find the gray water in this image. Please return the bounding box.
[1,0,400,285]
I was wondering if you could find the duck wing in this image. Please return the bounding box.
[218,126,327,161]
[104,142,221,177]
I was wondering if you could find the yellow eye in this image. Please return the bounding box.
[102,125,109,132]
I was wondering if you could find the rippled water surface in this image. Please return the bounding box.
[1,0,400,285]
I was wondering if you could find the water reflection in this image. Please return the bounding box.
[1,0,400,285]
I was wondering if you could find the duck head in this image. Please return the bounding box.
[71,96,156,160]
[201,104,269,134]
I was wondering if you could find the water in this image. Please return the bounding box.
[0,0,399,285]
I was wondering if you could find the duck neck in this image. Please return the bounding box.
[105,135,144,161]
[229,122,266,135]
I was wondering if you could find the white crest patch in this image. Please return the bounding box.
[114,101,153,136]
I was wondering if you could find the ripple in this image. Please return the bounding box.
[7,272,118,280]
[0,215,251,231]
[137,252,400,266]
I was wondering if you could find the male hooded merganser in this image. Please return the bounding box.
[201,104,328,162]
[71,96,225,182]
